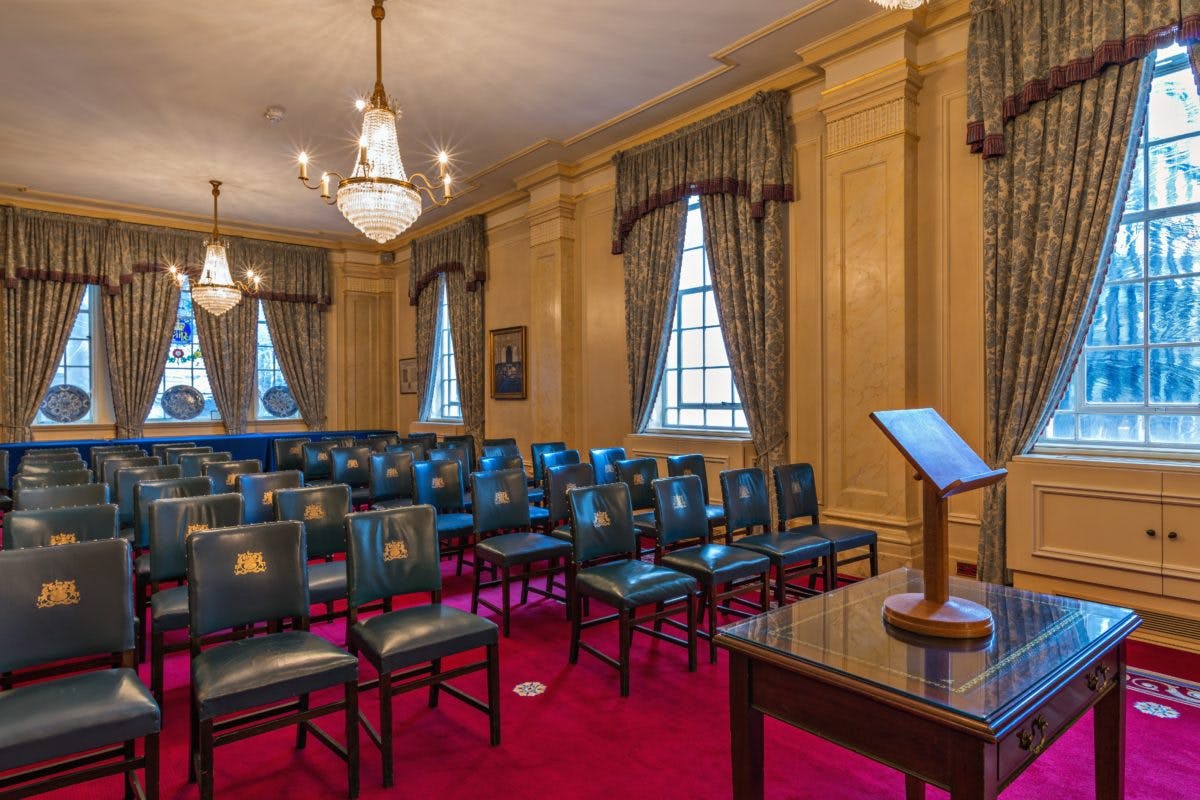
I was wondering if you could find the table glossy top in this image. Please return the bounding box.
[718,568,1139,724]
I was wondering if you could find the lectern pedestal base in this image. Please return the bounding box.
[882,592,994,640]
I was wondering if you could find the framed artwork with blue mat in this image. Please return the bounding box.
[490,326,525,400]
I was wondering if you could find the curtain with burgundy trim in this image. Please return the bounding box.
[966,0,1200,159]
[610,90,793,484]
[195,299,257,434]
[1,207,110,442]
[408,215,487,444]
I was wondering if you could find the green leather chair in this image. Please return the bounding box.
[442,434,477,472]
[89,444,141,474]
[404,432,437,447]
[616,457,660,539]
[332,445,372,505]
[302,441,337,484]
[666,453,726,534]
[133,477,214,657]
[17,458,88,475]
[13,470,92,491]
[14,482,108,511]
[588,447,626,486]
[323,435,356,447]
[163,446,212,467]
[4,503,120,550]
[651,475,770,663]
[95,449,148,486]
[567,482,698,697]
[116,464,182,540]
[150,441,195,462]
[0,538,159,798]
[530,441,567,487]
[429,446,472,504]
[361,434,398,453]
[479,455,544,505]
[179,451,231,479]
[368,451,413,509]
[386,441,428,462]
[774,462,879,583]
[186,521,359,799]
[469,469,569,637]
[411,459,474,575]
[0,450,9,514]
[147,493,243,708]
[103,455,161,498]
[18,448,81,464]
[544,462,596,542]
[345,506,499,787]
[205,459,261,494]
[236,470,303,525]
[274,484,352,621]
[272,437,309,472]
[481,441,520,461]
[723,467,833,608]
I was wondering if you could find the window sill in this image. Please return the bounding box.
[1018,448,1200,471]
[638,428,752,443]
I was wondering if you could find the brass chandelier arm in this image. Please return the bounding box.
[297,171,345,205]
[407,171,453,206]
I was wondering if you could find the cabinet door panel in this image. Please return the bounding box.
[1163,472,1200,601]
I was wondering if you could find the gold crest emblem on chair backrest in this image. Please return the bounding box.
[431,477,445,489]
[494,490,510,504]
[347,459,360,469]
[226,473,238,486]
[672,494,687,510]
[49,532,77,546]
[632,473,645,486]
[605,464,615,474]
[303,504,325,521]
[36,579,80,608]
[262,490,275,506]
[187,523,209,536]
[791,480,802,495]
[383,540,409,562]
[738,485,751,500]
[386,467,399,478]
[234,551,267,575]
[593,510,611,527]
[682,468,693,475]
[317,451,329,461]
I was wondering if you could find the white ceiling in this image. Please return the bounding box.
[0,0,878,243]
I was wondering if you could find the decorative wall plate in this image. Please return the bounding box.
[262,385,298,417]
[162,384,205,420]
[40,384,91,423]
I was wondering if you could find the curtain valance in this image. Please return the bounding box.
[610,90,793,255]
[2,206,332,308]
[967,0,1200,157]
[407,215,487,305]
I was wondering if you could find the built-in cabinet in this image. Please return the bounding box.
[1008,456,1200,632]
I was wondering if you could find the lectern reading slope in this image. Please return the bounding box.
[870,408,1006,639]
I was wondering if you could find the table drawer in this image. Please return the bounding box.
[997,656,1117,780]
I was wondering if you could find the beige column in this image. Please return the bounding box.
[809,37,925,569]
[326,248,396,430]
[518,167,580,447]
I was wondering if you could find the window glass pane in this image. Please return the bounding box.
[679,408,704,427]
[704,368,733,404]
[35,287,94,425]
[1125,146,1145,214]
[1149,346,1200,403]
[707,409,733,428]
[1148,137,1200,209]
[1149,414,1200,444]
[146,278,221,422]
[1148,277,1200,343]
[1148,67,1200,141]
[680,369,703,404]
[1147,214,1200,277]
[680,329,703,368]
[679,249,704,290]
[680,293,703,329]
[1044,412,1076,440]
[704,328,729,367]
[1106,222,1143,281]
[1084,349,1144,404]
[683,205,704,249]
[1078,414,1144,443]
[424,277,462,421]
[1087,283,1144,346]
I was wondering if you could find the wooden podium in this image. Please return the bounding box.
[870,408,1006,640]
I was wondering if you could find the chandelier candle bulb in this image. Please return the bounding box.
[297,153,308,182]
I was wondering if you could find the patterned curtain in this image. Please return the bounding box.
[966,0,1200,158]
[0,207,109,442]
[621,205,686,431]
[195,299,256,434]
[611,90,793,451]
[977,60,1149,584]
[409,215,487,444]
[253,239,332,431]
[700,190,787,489]
[103,222,199,438]
[1190,43,1200,92]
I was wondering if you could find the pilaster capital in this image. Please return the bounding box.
[819,60,922,156]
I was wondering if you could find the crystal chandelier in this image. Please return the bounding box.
[168,181,261,316]
[298,0,453,243]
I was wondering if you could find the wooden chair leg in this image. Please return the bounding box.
[501,565,512,637]
[759,570,770,612]
[826,554,836,592]
[429,658,442,708]
[199,718,215,800]
[774,562,786,607]
[345,681,360,800]
[653,599,665,632]
[145,731,160,800]
[456,540,465,576]
[151,632,165,710]
[707,584,718,664]
[569,590,582,664]
[123,740,136,800]
[379,671,394,788]
[619,607,632,697]
[545,556,556,594]
[471,561,482,614]
[869,542,879,576]
[188,690,198,783]
[687,592,698,672]
[296,693,309,748]
[487,642,501,746]
[520,562,532,605]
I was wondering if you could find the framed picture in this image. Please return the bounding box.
[399,357,418,394]
[490,326,527,400]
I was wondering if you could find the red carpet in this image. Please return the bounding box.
[33,565,1200,799]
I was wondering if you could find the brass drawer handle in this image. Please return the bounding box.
[1086,663,1111,692]
[1017,714,1049,755]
